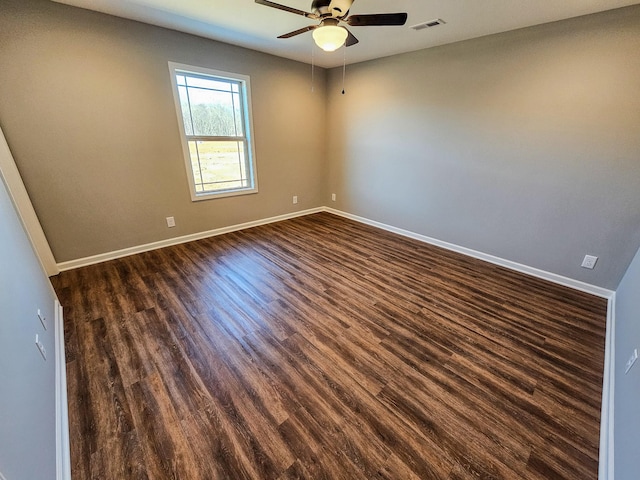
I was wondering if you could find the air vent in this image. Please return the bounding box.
[411,18,446,31]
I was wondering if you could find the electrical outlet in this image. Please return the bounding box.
[581,255,598,269]
[625,348,638,374]
[35,334,46,361]
[37,309,47,330]
[166,216,176,228]
[331,193,336,202]
[293,196,298,205]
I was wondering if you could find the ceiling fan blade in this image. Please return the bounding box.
[255,0,319,20]
[277,25,318,39]
[345,29,359,47]
[346,12,408,27]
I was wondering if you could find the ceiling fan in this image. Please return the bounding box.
[255,0,408,52]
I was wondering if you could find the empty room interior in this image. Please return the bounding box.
[1,0,640,479]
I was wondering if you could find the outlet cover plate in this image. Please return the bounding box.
[581,255,598,269]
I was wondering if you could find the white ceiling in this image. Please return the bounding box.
[51,0,639,68]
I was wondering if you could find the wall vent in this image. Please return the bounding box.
[411,18,446,31]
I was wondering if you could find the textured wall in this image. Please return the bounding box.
[326,6,640,290]
[0,0,327,262]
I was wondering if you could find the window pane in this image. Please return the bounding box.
[185,76,233,93]
[188,142,203,186]
[187,87,236,137]
[177,86,194,135]
[188,140,249,193]
[233,92,244,137]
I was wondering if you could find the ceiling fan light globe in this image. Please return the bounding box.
[312,25,348,52]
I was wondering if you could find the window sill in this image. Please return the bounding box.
[190,187,259,202]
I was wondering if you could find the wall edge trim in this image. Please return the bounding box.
[0,126,59,276]
[56,208,324,271]
[55,301,71,480]
[599,293,615,480]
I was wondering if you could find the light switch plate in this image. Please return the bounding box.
[37,309,47,330]
[35,334,47,361]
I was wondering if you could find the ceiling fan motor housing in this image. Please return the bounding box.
[329,0,354,17]
[311,0,354,17]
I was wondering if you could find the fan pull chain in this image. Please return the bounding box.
[341,46,346,95]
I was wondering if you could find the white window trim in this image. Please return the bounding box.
[168,62,259,201]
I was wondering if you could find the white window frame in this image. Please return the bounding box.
[168,62,258,201]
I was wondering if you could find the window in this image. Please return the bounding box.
[168,63,258,200]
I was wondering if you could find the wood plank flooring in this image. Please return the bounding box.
[51,212,608,480]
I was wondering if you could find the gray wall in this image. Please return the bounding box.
[326,6,640,290]
[0,0,327,263]
[614,245,640,479]
[0,168,58,478]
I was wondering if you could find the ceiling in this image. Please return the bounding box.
[51,0,639,68]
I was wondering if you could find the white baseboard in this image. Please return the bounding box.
[53,204,616,478]
[325,207,614,299]
[58,205,614,299]
[55,301,71,480]
[57,207,324,271]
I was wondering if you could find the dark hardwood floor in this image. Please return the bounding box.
[51,212,608,480]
